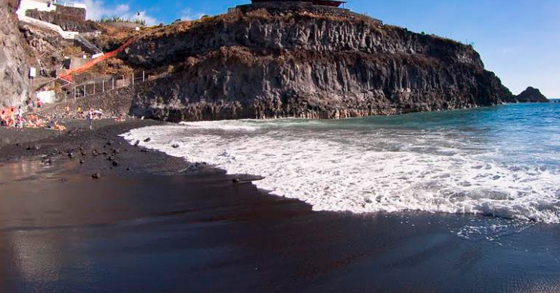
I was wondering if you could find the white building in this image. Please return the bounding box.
[17,0,56,17]
[16,0,87,18]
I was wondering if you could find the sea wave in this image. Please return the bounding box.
[122,115,560,224]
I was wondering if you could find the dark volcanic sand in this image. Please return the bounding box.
[1,120,560,292]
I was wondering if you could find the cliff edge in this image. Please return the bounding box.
[120,3,512,121]
[0,0,30,108]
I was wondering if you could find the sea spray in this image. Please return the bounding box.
[122,104,560,223]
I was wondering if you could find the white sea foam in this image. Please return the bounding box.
[180,120,261,132]
[122,119,560,224]
[455,221,535,241]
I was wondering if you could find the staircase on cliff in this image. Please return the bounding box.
[17,15,103,56]
[58,36,139,82]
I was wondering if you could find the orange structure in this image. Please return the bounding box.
[58,36,139,82]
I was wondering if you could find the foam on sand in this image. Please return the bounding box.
[122,117,560,224]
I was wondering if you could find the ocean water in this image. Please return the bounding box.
[123,104,560,224]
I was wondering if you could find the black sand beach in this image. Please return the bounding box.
[2,120,560,293]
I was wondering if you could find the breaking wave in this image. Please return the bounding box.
[122,104,560,223]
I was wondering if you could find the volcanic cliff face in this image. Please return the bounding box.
[0,0,30,108]
[122,3,512,121]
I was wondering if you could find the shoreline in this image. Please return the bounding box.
[2,118,560,292]
[0,118,267,188]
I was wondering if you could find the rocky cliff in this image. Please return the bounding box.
[508,86,548,103]
[121,3,512,121]
[19,23,66,77]
[0,0,30,108]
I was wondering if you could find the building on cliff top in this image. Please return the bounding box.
[251,0,347,8]
[17,0,87,19]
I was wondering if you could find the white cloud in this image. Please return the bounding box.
[114,4,130,15]
[501,48,514,54]
[82,0,109,20]
[180,8,205,21]
[121,10,159,26]
[82,0,159,25]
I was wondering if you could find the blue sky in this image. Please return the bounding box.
[84,0,560,98]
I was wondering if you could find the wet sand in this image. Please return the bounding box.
[2,120,560,292]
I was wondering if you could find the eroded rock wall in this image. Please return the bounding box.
[122,3,512,121]
[0,0,30,108]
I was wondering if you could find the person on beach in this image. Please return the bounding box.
[9,107,15,128]
[15,107,23,128]
[46,116,55,129]
[2,108,10,127]
[87,108,94,130]
[0,109,5,126]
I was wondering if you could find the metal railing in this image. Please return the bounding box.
[61,71,148,101]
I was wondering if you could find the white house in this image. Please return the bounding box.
[16,0,87,18]
[17,0,57,17]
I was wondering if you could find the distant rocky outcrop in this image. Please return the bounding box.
[121,2,512,121]
[0,0,30,107]
[510,87,549,103]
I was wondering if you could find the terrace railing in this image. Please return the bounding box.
[60,71,148,101]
